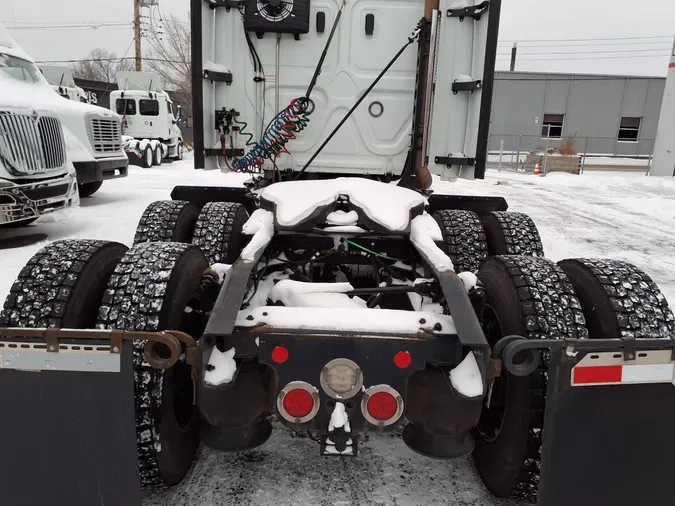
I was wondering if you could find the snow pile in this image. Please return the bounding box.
[204,347,237,386]
[260,178,425,232]
[329,402,351,432]
[236,306,456,334]
[457,272,479,292]
[449,352,484,398]
[410,215,453,272]
[269,280,366,309]
[326,210,359,226]
[210,263,232,283]
[241,209,275,262]
[322,225,366,233]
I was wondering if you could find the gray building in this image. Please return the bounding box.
[489,71,666,157]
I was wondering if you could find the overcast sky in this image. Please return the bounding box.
[3,0,675,77]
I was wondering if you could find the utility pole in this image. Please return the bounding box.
[134,0,142,71]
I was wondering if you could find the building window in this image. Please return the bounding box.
[541,114,564,138]
[618,117,641,142]
[139,99,160,116]
[116,99,136,115]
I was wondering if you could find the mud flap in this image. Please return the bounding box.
[0,341,141,506]
[538,342,675,506]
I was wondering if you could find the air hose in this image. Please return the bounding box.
[232,1,347,172]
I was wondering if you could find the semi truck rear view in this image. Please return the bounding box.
[1,2,674,506]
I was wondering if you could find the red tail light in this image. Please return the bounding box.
[362,385,404,427]
[283,389,314,418]
[277,381,320,423]
[367,392,398,420]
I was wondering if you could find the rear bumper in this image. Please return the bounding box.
[0,171,79,225]
[73,156,128,184]
[198,329,485,444]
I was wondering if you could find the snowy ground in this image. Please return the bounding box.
[1,158,674,505]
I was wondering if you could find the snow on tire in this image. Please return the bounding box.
[96,242,208,489]
[473,255,588,502]
[133,200,199,245]
[482,211,544,257]
[0,240,127,328]
[192,202,249,265]
[432,210,488,273]
[559,258,675,339]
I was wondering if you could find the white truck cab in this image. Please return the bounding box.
[22,60,129,198]
[0,27,128,201]
[39,65,88,103]
[110,71,184,167]
[0,31,79,226]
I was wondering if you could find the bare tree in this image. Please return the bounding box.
[70,48,134,82]
[145,13,192,118]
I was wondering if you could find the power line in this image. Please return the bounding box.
[498,40,673,48]
[35,57,189,64]
[498,35,674,43]
[6,23,131,30]
[496,53,669,62]
[496,48,674,57]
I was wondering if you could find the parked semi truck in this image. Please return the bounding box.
[0,28,128,199]
[29,59,130,197]
[0,28,81,226]
[110,71,185,168]
[1,2,675,506]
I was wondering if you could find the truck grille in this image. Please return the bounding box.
[0,112,66,175]
[89,118,122,153]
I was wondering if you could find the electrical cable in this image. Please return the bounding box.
[346,240,404,262]
[233,98,312,171]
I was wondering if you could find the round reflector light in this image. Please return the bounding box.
[282,389,314,418]
[362,385,404,427]
[393,351,412,369]
[320,358,363,400]
[271,346,289,364]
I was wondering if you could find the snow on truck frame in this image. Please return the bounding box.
[1,1,675,506]
[110,71,185,168]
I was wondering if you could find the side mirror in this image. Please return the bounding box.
[176,105,182,121]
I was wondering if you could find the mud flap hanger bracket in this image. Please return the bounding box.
[0,327,200,384]
[494,334,675,377]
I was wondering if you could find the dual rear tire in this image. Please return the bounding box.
[0,240,209,489]
[473,255,675,502]
[432,209,544,273]
[134,200,249,265]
